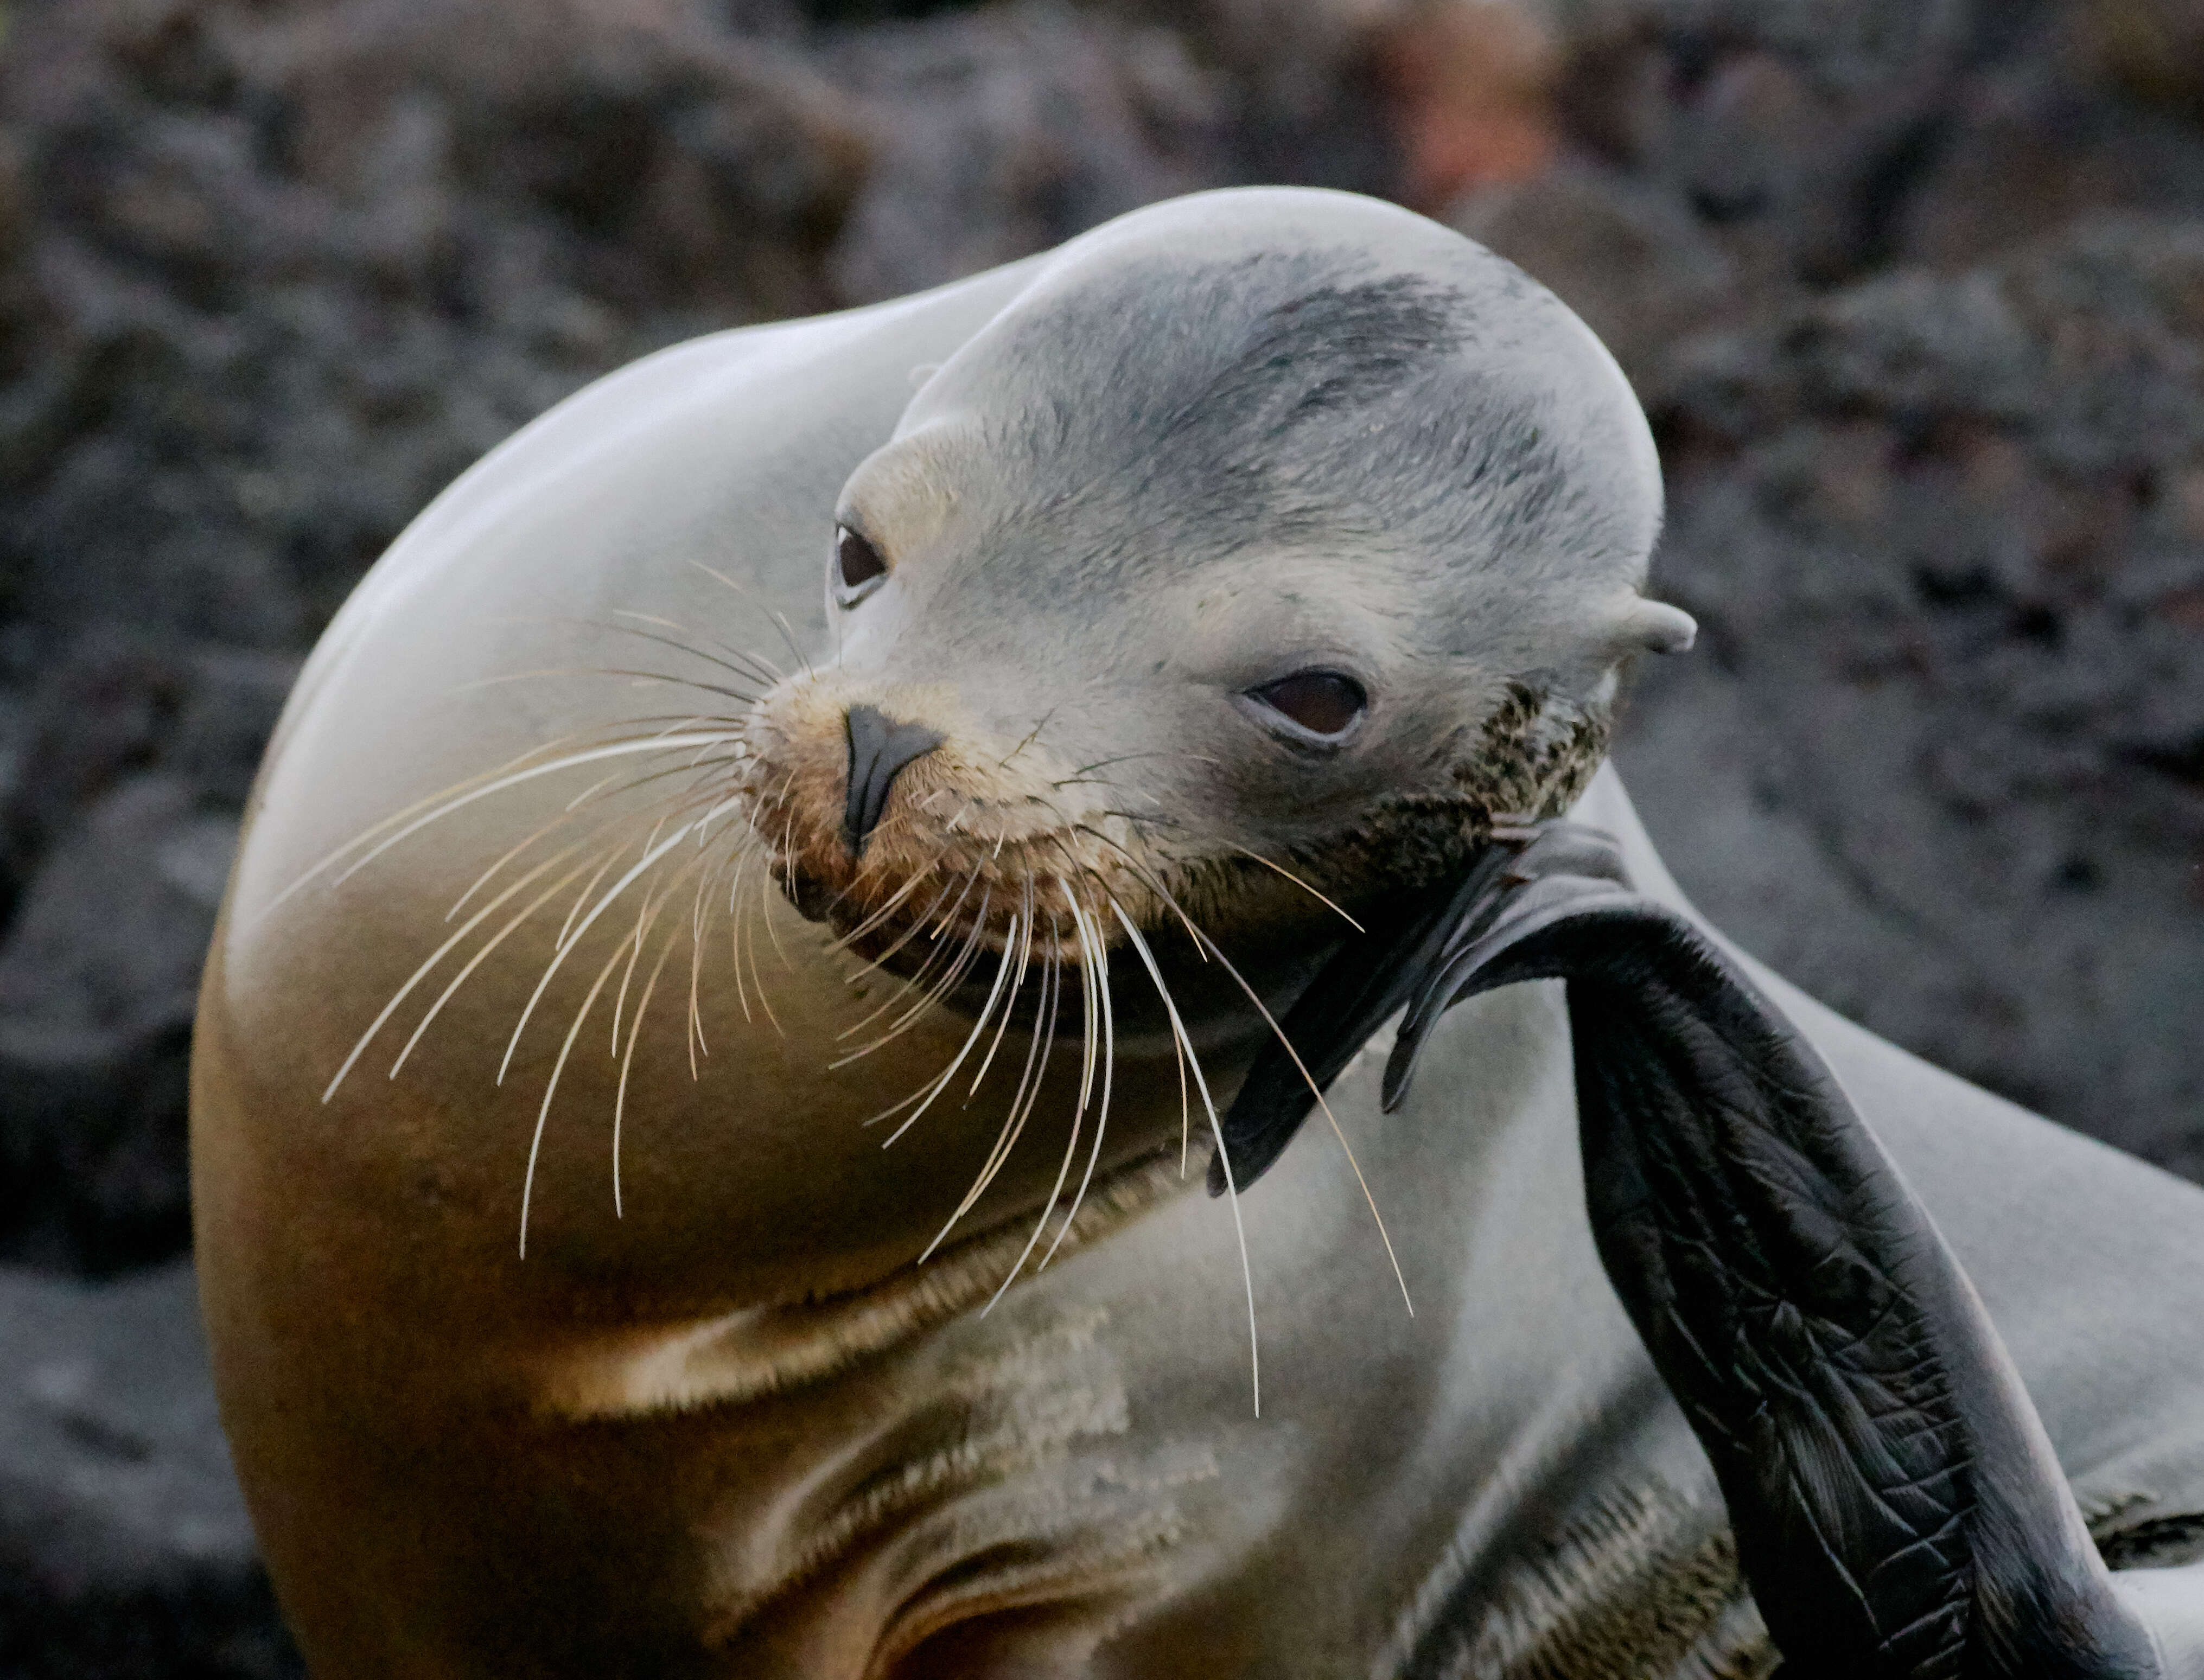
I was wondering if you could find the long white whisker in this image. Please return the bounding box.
[833,914,962,1042]
[770,608,812,679]
[602,811,718,1056]
[1217,840,1365,932]
[560,740,744,819]
[1109,897,1259,1415]
[919,931,1055,1263]
[832,866,942,964]
[835,868,982,1043]
[614,922,684,1218]
[965,883,1033,1100]
[330,734,737,904]
[1178,917,1413,1319]
[579,617,778,703]
[251,726,619,928]
[741,865,783,1038]
[497,820,700,1085]
[979,928,1094,1317]
[321,844,585,1102]
[933,866,986,937]
[385,858,597,1084]
[556,839,634,953]
[448,805,593,922]
[611,863,673,1054]
[518,936,626,1258]
[606,609,785,688]
[685,859,715,1079]
[684,836,747,1055]
[1039,891,1114,1272]
[439,665,632,697]
[762,819,798,972]
[1067,823,1208,960]
[874,912,1020,1147]
[594,842,721,1059]
[564,764,637,815]
[839,887,993,1068]
[685,561,793,682]
[1065,893,1099,1127]
[723,844,756,1025]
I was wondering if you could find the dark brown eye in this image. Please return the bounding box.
[834,524,887,602]
[1248,670,1367,738]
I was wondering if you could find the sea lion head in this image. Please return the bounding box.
[741,191,1694,998]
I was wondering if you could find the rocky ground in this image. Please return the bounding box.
[0,0,2197,1669]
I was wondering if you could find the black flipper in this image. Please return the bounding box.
[1360,835,2164,1680]
[1211,824,1627,1197]
[1207,845,1506,1197]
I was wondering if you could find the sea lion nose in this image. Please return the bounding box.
[843,705,946,857]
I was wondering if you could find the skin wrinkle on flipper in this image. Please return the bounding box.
[1221,806,2183,1677]
[191,188,2204,1678]
[1352,840,2167,1677]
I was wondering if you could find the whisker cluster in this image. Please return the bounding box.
[292,609,1416,1416]
[302,612,777,1261]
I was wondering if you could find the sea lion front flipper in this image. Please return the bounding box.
[1212,823,1627,1196]
[1382,861,2176,1679]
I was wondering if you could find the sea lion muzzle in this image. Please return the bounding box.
[842,703,945,857]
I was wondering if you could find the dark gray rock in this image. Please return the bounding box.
[1449,152,1740,394]
[1894,61,2204,273]
[1619,215,2204,1179]
[163,648,300,811]
[1544,0,2009,291]
[0,776,236,1272]
[0,0,871,655]
[1482,0,2200,359]
[2080,0,2204,118]
[0,629,291,1273]
[1,630,191,913]
[823,1,1233,304]
[0,1260,301,1678]
[1445,3,2203,1185]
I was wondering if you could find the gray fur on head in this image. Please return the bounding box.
[891,190,1677,659]
[820,187,1692,899]
[930,254,1620,599]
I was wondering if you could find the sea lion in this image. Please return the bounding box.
[191,187,2204,1678]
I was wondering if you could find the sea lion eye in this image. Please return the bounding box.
[833,525,888,604]
[1248,670,1367,738]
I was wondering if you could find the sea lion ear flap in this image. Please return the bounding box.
[1610,595,1697,656]
[1380,863,2162,1680]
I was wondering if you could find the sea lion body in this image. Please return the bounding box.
[192,189,2204,1677]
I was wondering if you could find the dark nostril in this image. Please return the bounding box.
[844,705,946,858]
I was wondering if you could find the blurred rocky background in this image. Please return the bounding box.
[0,0,2197,1669]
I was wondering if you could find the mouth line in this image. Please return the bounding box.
[846,908,1090,976]
[781,847,1159,965]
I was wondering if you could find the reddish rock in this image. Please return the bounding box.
[1372,0,1558,210]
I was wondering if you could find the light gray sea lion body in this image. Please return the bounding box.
[193,188,2204,1678]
